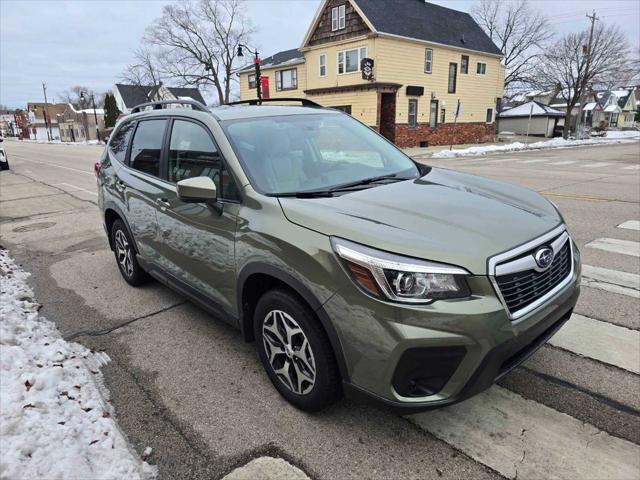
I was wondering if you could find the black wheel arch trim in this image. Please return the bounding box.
[103,201,140,253]
[237,262,350,382]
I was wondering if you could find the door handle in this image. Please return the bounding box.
[156,198,171,210]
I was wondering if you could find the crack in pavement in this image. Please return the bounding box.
[64,301,187,341]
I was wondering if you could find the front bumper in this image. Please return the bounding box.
[321,245,581,413]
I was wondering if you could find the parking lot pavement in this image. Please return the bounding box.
[1,139,639,479]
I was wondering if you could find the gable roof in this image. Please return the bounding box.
[498,101,564,118]
[302,0,501,56]
[238,48,304,73]
[166,87,207,105]
[114,84,206,109]
[596,89,632,110]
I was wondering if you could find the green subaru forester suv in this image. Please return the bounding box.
[97,99,580,412]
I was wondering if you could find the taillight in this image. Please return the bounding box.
[94,162,102,177]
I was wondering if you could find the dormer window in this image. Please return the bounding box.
[332,4,346,31]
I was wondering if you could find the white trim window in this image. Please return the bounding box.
[319,53,327,77]
[424,48,433,74]
[331,4,346,31]
[338,46,367,74]
[248,73,256,89]
[275,68,298,91]
[486,108,493,123]
[476,62,487,75]
[408,99,418,127]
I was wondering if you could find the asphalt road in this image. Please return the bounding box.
[1,138,639,480]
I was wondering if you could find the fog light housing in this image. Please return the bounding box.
[392,346,466,398]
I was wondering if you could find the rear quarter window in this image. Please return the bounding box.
[108,122,135,164]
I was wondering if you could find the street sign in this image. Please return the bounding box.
[361,58,374,80]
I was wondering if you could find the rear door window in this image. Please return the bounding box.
[129,119,167,177]
[108,121,135,164]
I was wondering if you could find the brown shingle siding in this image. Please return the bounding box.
[308,0,371,46]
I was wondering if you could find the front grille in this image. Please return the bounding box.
[495,241,571,315]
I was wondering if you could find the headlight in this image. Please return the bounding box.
[331,237,470,304]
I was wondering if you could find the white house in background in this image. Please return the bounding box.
[596,89,637,129]
[498,101,564,137]
[113,83,207,113]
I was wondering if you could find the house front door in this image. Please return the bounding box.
[379,93,396,143]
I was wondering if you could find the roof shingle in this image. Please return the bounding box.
[353,0,502,56]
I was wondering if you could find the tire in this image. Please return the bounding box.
[254,289,341,412]
[110,219,150,286]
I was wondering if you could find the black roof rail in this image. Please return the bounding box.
[131,99,208,114]
[226,98,323,108]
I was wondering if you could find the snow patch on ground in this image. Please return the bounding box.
[605,130,640,139]
[0,250,156,480]
[432,135,638,158]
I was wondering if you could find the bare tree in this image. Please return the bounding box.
[472,0,553,90]
[143,0,254,105]
[536,23,630,138]
[58,86,105,109]
[121,47,164,91]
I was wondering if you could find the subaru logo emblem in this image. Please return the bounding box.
[534,247,554,270]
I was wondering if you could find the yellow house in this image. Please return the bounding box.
[239,0,505,147]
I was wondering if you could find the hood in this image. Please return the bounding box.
[279,168,562,274]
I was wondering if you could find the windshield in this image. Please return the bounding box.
[222,113,420,195]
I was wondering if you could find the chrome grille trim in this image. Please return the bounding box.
[488,224,574,321]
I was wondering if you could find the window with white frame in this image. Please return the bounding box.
[337,47,367,74]
[408,99,418,127]
[319,54,327,77]
[486,108,493,123]
[331,5,346,31]
[275,68,298,91]
[248,73,256,89]
[476,62,487,75]
[424,48,433,74]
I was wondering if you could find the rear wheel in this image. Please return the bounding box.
[254,289,341,412]
[111,219,150,286]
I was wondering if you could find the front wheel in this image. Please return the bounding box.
[254,289,341,412]
[110,219,150,286]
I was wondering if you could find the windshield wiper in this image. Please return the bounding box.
[329,173,400,191]
[271,174,413,199]
[272,190,334,198]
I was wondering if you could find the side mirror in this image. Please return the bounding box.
[176,176,217,202]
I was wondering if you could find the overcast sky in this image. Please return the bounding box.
[1,0,638,108]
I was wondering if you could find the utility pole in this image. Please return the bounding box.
[42,82,52,141]
[80,91,102,142]
[576,10,598,137]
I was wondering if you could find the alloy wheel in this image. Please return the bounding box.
[114,229,134,278]
[262,310,316,395]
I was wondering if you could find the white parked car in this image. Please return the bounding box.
[0,137,8,171]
